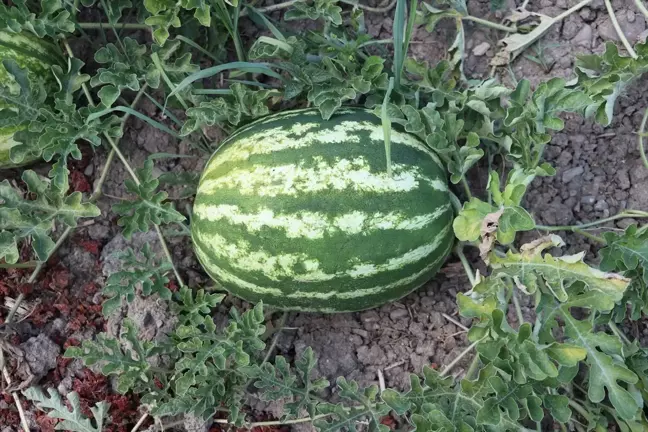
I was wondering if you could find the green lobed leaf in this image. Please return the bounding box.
[23,387,108,432]
[0,0,74,38]
[0,170,99,264]
[112,160,186,238]
[63,319,161,394]
[102,243,174,316]
[251,347,329,419]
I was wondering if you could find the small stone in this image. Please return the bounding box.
[351,328,369,339]
[562,166,584,183]
[616,170,631,190]
[84,163,94,176]
[579,7,596,22]
[389,307,409,321]
[472,42,491,57]
[360,310,380,324]
[429,311,445,329]
[581,195,596,205]
[594,200,609,211]
[573,25,593,47]
[617,218,637,229]
[627,10,636,23]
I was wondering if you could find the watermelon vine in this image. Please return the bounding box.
[1,0,648,431]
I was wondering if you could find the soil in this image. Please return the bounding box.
[1,0,648,431]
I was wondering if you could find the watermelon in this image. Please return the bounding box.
[0,30,62,168]
[191,108,454,312]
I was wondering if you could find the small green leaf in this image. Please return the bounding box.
[23,387,108,432]
[112,160,186,238]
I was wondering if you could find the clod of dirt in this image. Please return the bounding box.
[20,334,60,381]
[597,10,646,43]
[101,231,178,342]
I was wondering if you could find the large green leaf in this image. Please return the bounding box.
[489,235,629,303]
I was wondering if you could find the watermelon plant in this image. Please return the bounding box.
[2,0,648,431]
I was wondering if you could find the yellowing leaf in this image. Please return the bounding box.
[490,235,630,303]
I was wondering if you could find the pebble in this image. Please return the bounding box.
[594,200,609,211]
[562,166,584,183]
[573,25,593,47]
[389,307,409,321]
[617,218,637,229]
[581,195,596,205]
[472,42,491,57]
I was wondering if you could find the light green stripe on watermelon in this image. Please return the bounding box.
[193,202,451,239]
[192,107,454,312]
[198,158,447,197]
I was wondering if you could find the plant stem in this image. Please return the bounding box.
[512,291,524,325]
[634,0,648,19]
[63,40,186,288]
[455,245,476,286]
[214,413,331,427]
[639,107,648,170]
[0,261,38,269]
[464,354,480,380]
[463,15,516,32]
[77,22,151,30]
[535,210,648,232]
[440,339,481,377]
[240,0,299,16]
[154,225,185,288]
[460,177,473,200]
[608,322,632,346]
[568,399,592,423]
[573,228,606,244]
[339,0,398,13]
[603,0,638,59]
[262,313,289,364]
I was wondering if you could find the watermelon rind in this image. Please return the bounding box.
[191,108,455,312]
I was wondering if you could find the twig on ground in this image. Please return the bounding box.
[2,368,30,432]
[442,313,469,331]
[377,369,386,392]
[384,360,406,370]
[130,413,149,432]
[439,339,481,377]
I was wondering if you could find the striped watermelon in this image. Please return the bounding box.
[191,108,454,312]
[0,30,61,168]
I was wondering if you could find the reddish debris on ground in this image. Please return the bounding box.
[35,412,59,432]
[70,170,91,193]
[166,279,179,292]
[380,414,397,430]
[78,239,102,255]
[0,409,20,429]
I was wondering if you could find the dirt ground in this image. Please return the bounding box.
[2,0,648,430]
